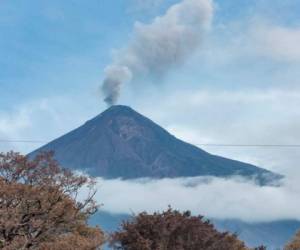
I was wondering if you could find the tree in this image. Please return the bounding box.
[110,208,248,250]
[0,151,104,249]
[285,230,300,250]
[253,246,267,250]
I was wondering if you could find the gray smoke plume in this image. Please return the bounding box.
[101,65,132,105]
[101,0,213,106]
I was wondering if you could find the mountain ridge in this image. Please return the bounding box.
[29,105,281,184]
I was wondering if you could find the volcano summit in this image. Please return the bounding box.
[30,105,280,183]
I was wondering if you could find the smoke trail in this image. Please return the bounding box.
[101,0,213,106]
[101,65,132,105]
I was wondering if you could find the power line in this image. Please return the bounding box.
[196,144,300,148]
[1,139,300,148]
[0,139,46,144]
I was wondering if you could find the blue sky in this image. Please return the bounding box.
[1,0,300,177]
[1,0,298,103]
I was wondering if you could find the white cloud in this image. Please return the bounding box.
[136,88,300,175]
[0,96,102,154]
[190,19,300,70]
[91,175,300,223]
[0,108,31,137]
[252,25,300,63]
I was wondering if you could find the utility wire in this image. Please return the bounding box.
[1,139,300,148]
[196,144,300,148]
[0,139,46,144]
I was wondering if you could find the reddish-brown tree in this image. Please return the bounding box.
[0,151,104,249]
[254,246,267,250]
[285,230,300,250]
[110,208,249,250]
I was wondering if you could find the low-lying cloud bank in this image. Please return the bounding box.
[86,175,300,223]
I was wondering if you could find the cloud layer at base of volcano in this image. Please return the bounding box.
[80,175,300,223]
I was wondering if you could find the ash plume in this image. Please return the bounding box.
[101,65,132,106]
[101,0,213,106]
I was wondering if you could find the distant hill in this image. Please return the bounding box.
[29,105,281,184]
[215,219,300,250]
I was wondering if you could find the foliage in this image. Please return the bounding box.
[110,207,249,250]
[285,230,300,250]
[0,151,104,249]
[253,246,267,250]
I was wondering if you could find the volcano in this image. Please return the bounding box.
[29,105,280,183]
